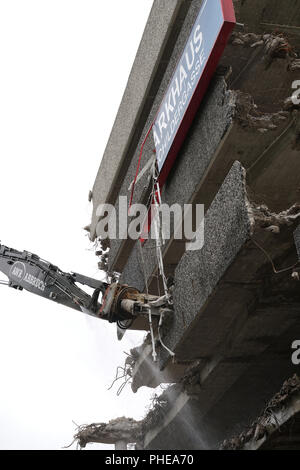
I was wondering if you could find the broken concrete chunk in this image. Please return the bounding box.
[264,35,290,59]
[251,40,264,48]
[253,204,300,230]
[230,32,262,47]
[235,91,288,131]
[230,32,292,63]
[74,417,142,449]
[232,38,245,46]
[290,59,300,72]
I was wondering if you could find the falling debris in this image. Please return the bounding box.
[73,385,178,449]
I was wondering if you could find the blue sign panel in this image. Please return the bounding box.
[153,0,231,173]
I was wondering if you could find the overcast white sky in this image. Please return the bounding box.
[0,0,155,450]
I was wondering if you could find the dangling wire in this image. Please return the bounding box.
[135,160,158,362]
[252,238,300,274]
[152,180,169,299]
[147,168,175,359]
[138,240,157,362]
[134,159,175,361]
[107,360,133,396]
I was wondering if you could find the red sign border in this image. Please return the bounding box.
[140,1,236,243]
[157,0,236,188]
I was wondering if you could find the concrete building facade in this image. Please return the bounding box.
[85,0,300,450]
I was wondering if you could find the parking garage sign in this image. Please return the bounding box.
[153,0,235,185]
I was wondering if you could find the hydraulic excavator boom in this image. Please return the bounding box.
[0,243,108,318]
[0,243,172,342]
